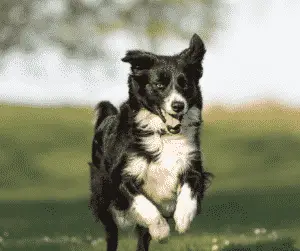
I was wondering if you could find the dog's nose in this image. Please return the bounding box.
[171,101,185,113]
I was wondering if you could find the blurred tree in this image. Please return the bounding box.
[0,0,230,59]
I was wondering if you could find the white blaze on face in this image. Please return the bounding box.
[163,90,188,115]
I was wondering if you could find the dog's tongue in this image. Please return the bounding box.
[165,113,181,134]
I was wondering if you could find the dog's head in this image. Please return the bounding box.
[122,34,206,133]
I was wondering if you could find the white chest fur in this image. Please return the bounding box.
[123,107,200,217]
[141,134,195,216]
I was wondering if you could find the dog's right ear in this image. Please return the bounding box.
[121,50,156,70]
[180,34,206,66]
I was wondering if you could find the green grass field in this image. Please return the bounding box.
[0,102,300,251]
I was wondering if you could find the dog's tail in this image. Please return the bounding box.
[94,101,118,131]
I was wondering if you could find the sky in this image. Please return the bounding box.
[0,0,299,107]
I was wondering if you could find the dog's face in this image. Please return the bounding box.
[122,34,206,125]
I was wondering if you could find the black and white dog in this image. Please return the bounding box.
[89,33,212,251]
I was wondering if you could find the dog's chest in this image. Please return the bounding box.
[143,134,190,197]
[123,108,200,216]
[126,133,194,216]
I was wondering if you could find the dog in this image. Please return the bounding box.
[89,33,212,251]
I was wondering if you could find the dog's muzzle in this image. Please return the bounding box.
[164,113,183,134]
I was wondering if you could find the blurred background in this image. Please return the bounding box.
[1,0,300,251]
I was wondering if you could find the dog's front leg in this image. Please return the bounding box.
[174,166,204,234]
[174,182,198,234]
[119,182,170,242]
[131,194,170,242]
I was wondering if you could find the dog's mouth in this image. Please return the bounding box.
[164,113,183,134]
[167,124,181,134]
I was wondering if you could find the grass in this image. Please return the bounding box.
[0,101,300,250]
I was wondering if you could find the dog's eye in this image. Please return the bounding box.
[155,83,165,89]
[177,75,187,89]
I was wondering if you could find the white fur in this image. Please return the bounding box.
[141,133,195,216]
[131,195,168,228]
[174,183,197,234]
[122,156,148,181]
[134,108,165,155]
[135,108,166,132]
[110,206,134,229]
[111,195,170,241]
[163,90,188,115]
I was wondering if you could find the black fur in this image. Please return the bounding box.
[94,101,118,131]
[89,33,213,251]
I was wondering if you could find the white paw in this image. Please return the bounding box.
[148,217,170,242]
[174,206,196,234]
[174,184,197,234]
[135,108,166,132]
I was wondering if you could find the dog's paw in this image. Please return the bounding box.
[148,217,170,242]
[174,205,196,234]
[174,193,197,234]
[135,108,166,132]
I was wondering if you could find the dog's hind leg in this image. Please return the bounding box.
[99,212,118,251]
[136,225,151,251]
[105,223,118,251]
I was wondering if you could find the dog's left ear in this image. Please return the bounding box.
[180,34,206,66]
[121,50,156,70]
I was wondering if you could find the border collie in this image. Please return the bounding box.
[89,33,212,251]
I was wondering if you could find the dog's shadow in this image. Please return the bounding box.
[220,238,300,251]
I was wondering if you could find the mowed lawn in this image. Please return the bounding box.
[0,102,300,251]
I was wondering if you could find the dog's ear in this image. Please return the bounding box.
[121,50,156,70]
[180,34,206,66]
